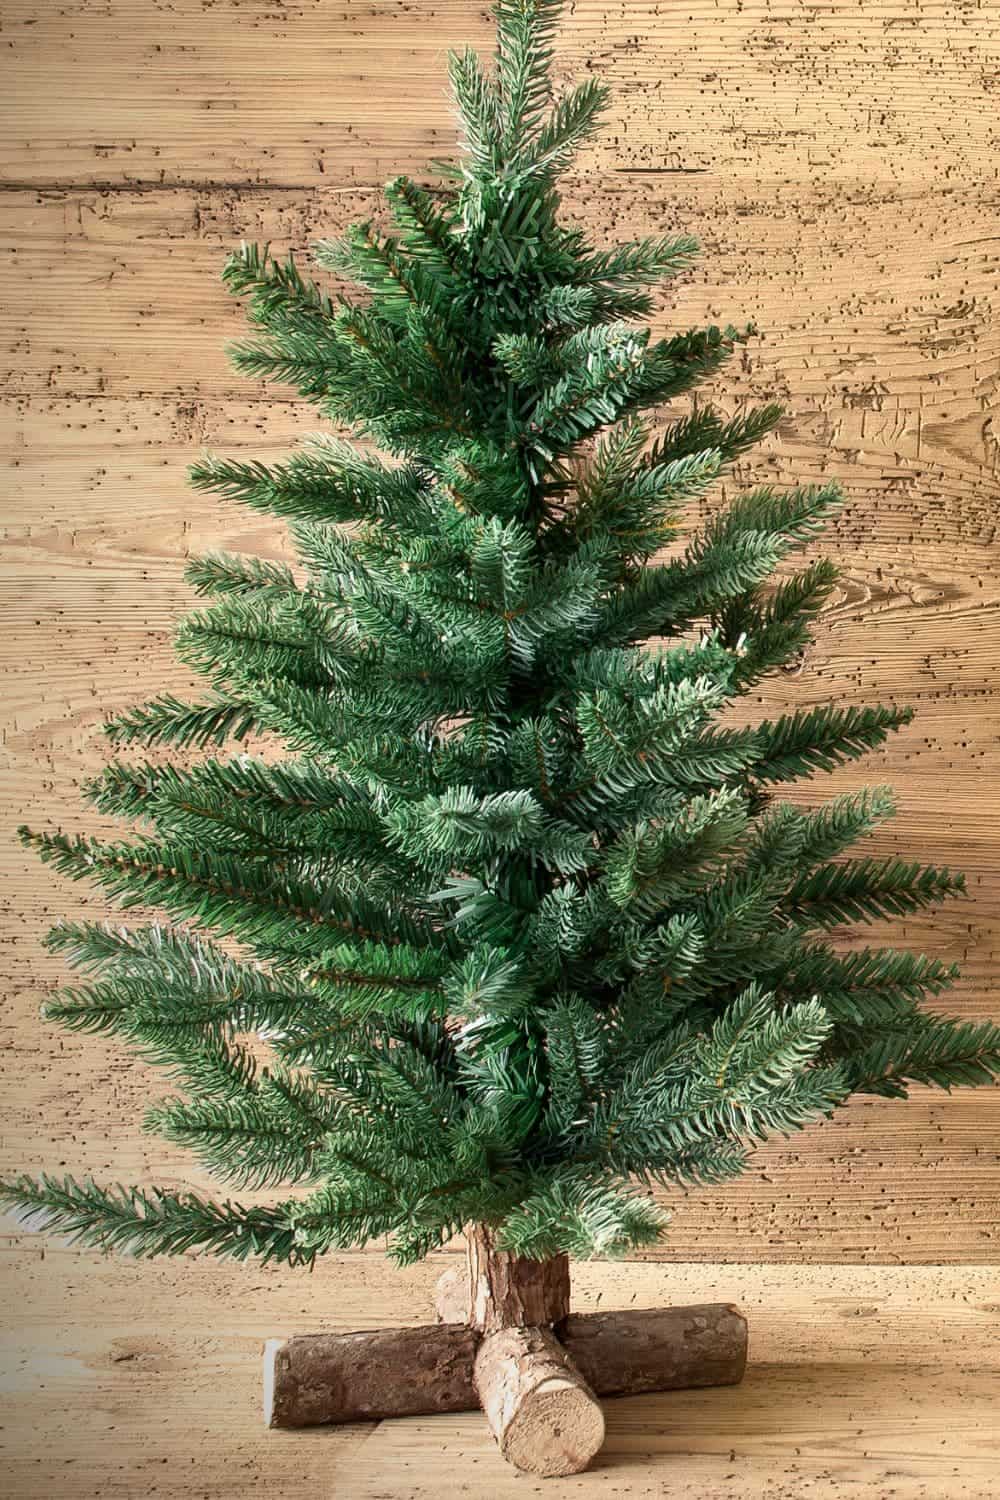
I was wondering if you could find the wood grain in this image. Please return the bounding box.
[1,0,999,1299]
[3,0,999,189]
[2,1247,998,1498]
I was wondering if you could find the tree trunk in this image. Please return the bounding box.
[464,1222,570,1331]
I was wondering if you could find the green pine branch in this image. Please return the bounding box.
[785,858,966,927]
[0,1175,307,1265]
[840,1014,1000,1098]
[751,703,914,783]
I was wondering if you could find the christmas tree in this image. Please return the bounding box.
[4,6,999,1467]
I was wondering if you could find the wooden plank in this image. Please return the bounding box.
[2,1249,998,1498]
[2,6,1000,1272]
[4,184,1000,432]
[3,1,999,189]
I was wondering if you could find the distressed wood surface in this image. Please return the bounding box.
[2,1247,998,1498]
[3,0,999,189]
[1,0,999,1318]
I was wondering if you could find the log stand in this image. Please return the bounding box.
[264,1223,748,1477]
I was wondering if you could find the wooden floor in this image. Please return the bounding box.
[2,1244,998,1499]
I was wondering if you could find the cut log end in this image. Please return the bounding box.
[474,1325,605,1477]
[262,1338,282,1428]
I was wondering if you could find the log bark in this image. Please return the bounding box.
[464,1222,570,1331]
[265,1302,747,1428]
[473,1325,605,1477]
[560,1302,748,1395]
[263,1324,479,1428]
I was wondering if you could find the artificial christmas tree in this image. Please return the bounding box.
[4,0,1000,1477]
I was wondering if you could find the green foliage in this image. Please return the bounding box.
[588,986,848,1187]
[4,0,990,1270]
[838,1014,1000,1097]
[752,703,916,783]
[785,858,965,927]
[0,1175,306,1264]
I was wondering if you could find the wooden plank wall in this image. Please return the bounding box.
[2,0,999,1263]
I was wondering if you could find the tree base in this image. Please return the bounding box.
[265,1235,748,1477]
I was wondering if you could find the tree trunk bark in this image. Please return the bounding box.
[464,1222,570,1331]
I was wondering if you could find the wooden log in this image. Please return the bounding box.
[265,1302,748,1428]
[473,1325,605,1477]
[435,1262,747,1390]
[458,1225,596,1473]
[560,1302,749,1395]
[263,1323,479,1428]
[465,1223,570,1331]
